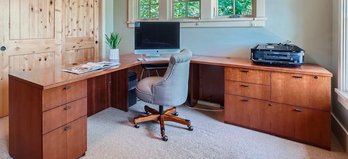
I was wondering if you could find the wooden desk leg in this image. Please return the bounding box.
[188,64,200,107]
[110,69,129,112]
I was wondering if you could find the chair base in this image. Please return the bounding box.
[133,105,193,141]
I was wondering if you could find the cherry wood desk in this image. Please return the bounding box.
[9,54,332,159]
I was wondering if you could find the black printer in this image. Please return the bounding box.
[251,43,305,67]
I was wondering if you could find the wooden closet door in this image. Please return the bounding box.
[0,0,61,117]
[62,0,100,67]
[0,0,100,117]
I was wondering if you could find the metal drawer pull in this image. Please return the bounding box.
[240,99,249,102]
[293,108,303,112]
[63,85,72,90]
[240,70,249,73]
[64,105,72,110]
[64,126,72,131]
[240,84,249,88]
[292,75,303,79]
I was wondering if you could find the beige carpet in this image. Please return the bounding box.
[0,102,348,159]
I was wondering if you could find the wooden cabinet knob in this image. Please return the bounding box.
[292,75,303,79]
[63,85,72,90]
[64,126,72,131]
[240,84,249,88]
[64,105,72,110]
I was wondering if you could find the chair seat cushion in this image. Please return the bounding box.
[136,77,162,103]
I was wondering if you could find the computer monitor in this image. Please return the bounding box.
[134,22,180,57]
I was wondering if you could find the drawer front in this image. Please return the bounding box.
[43,117,87,159]
[225,81,270,100]
[271,72,331,111]
[225,95,251,127]
[43,125,67,159]
[43,85,67,111]
[43,105,67,134]
[225,67,270,85]
[43,98,87,134]
[66,80,87,103]
[67,117,87,159]
[43,80,87,111]
[67,98,87,123]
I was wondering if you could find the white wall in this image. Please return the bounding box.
[114,0,333,69]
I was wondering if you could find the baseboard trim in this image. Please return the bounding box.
[197,100,222,108]
[331,112,348,152]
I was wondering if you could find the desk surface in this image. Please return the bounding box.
[9,54,333,89]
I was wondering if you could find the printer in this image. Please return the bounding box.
[251,43,305,67]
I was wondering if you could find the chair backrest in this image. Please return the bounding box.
[152,49,193,106]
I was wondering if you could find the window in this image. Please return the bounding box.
[138,0,159,19]
[128,0,266,27]
[336,0,348,110]
[173,0,201,19]
[217,0,253,17]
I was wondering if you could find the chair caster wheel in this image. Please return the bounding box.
[188,126,193,131]
[134,124,140,128]
[162,135,168,141]
[172,112,179,116]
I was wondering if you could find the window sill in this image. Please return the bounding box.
[335,88,348,110]
[127,17,266,28]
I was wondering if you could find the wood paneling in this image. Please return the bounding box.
[198,65,224,106]
[225,67,270,85]
[0,0,100,117]
[111,69,129,112]
[271,72,331,111]
[9,76,43,159]
[87,75,110,116]
[63,48,96,67]
[225,81,270,100]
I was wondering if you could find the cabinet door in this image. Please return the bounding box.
[43,126,67,159]
[270,103,296,139]
[67,117,87,159]
[249,101,274,132]
[271,72,330,111]
[225,95,250,127]
[292,107,331,149]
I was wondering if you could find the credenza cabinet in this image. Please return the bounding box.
[224,67,331,149]
[9,77,88,159]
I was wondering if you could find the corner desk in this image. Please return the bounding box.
[8,54,332,159]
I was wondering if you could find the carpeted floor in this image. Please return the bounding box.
[0,101,348,159]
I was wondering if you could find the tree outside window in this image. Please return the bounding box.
[138,0,159,19]
[218,0,253,17]
[173,0,201,19]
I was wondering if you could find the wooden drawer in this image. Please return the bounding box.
[225,81,270,100]
[43,80,87,111]
[225,67,270,85]
[43,117,87,159]
[271,72,331,111]
[43,98,87,134]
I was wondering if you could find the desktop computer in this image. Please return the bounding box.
[134,22,180,61]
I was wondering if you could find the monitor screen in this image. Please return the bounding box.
[134,22,180,54]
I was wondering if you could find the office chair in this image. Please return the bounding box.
[133,49,193,141]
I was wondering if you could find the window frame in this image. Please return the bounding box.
[336,0,348,110]
[127,0,266,28]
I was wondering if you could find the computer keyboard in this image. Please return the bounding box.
[143,57,170,61]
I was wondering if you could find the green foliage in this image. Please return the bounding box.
[105,32,121,49]
[138,0,252,19]
[218,0,252,16]
[173,0,200,18]
[139,0,159,19]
